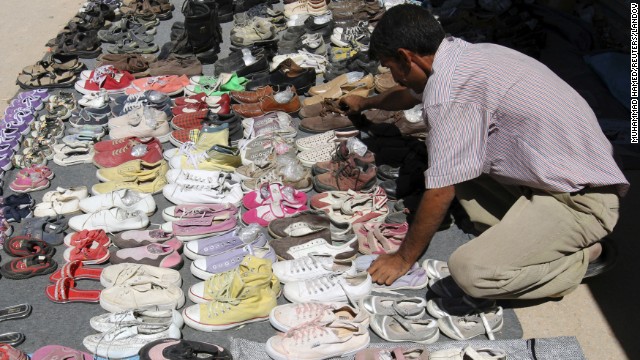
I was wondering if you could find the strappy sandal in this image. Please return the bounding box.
[144,0,174,20]
[49,260,103,282]
[107,33,158,54]
[21,53,85,76]
[55,31,103,59]
[45,277,101,303]
[16,71,76,89]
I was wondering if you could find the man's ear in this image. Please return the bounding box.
[396,48,414,73]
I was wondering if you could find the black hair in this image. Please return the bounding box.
[369,4,446,61]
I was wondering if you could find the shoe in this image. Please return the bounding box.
[427,295,496,319]
[96,159,168,182]
[267,209,353,240]
[231,86,301,118]
[584,239,617,279]
[108,107,172,142]
[139,339,233,360]
[74,65,135,94]
[9,173,50,193]
[78,189,156,214]
[245,59,316,95]
[266,321,370,360]
[113,229,174,248]
[272,254,356,283]
[283,271,372,303]
[68,208,149,232]
[270,302,369,332]
[437,307,504,341]
[83,324,181,358]
[189,244,276,280]
[34,197,81,217]
[100,281,185,313]
[91,172,167,195]
[90,309,183,333]
[356,347,429,360]
[165,169,241,187]
[184,226,268,260]
[162,182,243,206]
[161,203,239,222]
[168,144,241,172]
[160,214,237,242]
[125,75,190,95]
[359,296,427,320]
[100,263,182,288]
[313,157,377,192]
[369,315,439,344]
[428,346,507,360]
[354,221,408,255]
[111,243,183,268]
[93,140,163,168]
[3,236,54,257]
[0,255,57,280]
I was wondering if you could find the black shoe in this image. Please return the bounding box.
[584,239,618,279]
[378,164,400,180]
[245,59,316,94]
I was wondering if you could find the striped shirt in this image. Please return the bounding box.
[421,37,629,196]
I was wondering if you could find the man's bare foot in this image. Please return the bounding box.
[587,242,603,262]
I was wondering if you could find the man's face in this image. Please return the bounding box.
[381,53,429,94]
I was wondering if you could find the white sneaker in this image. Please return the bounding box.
[78,89,109,108]
[165,169,241,187]
[269,302,369,332]
[272,254,356,283]
[283,271,372,303]
[100,281,185,313]
[266,321,370,360]
[78,189,156,215]
[68,207,149,232]
[90,309,184,333]
[100,263,182,288]
[285,236,358,260]
[83,324,181,358]
[162,183,243,206]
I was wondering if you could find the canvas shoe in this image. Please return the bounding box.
[269,302,369,332]
[93,141,163,168]
[68,208,149,232]
[101,263,182,288]
[83,324,181,358]
[272,254,356,283]
[75,65,135,94]
[184,226,268,260]
[113,229,174,248]
[90,309,184,333]
[63,237,111,265]
[165,169,242,187]
[437,307,504,341]
[283,271,372,303]
[108,107,172,142]
[100,280,186,313]
[266,321,370,360]
[369,315,439,344]
[190,244,277,280]
[79,189,156,214]
[359,296,427,320]
[355,347,430,360]
[282,236,359,260]
[164,124,230,158]
[162,203,239,222]
[92,172,167,195]
[168,145,242,172]
[96,160,168,182]
[267,209,353,240]
[162,182,243,206]
[428,346,507,360]
[94,136,159,153]
[124,75,190,95]
[111,243,184,269]
[188,255,279,304]
[42,186,89,202]
[182,268,277,331]
[160,213,237,241]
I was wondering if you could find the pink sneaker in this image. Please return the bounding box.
[242,201,309,227]
[18,164,53,179]
[9,172,50,193]
[354,222,408,255]
[160,215,238,241]
[162,204,239,222]
[243,182,308,209]
[110,243,183,269]
[125,75,190,96]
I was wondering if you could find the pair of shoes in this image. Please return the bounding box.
[93,137,163,168]
[34,186,88,217]
[62,230,111,264]
[68,207,150,233]
[183,255,279,331]
[75,65,135,94]
[1,236,57,280]
[94,159,168,195]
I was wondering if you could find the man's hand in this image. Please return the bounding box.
[340,95,367,115]
[367,253,414,285]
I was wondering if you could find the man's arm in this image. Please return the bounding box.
[340,85,421,114]
[368,185,456,285]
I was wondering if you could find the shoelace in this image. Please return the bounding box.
[111,140,139,156]
[284,322,331,346]
[288,254,326,274]
[122,101,146,113]
[186,150,209,170]
[90,65,118,85]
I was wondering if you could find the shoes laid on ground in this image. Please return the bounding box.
[113,229,175,248]
[427,295,497,319]
[100,279,186,313]
[162,182,244,206]
[272,254,356,283]
[68,207,149,232]
[160,213,237,241]
[83,323,181,358]
[93,139,163,168]
[184,225,268,260]
[428,346,507,360]
[355,347,429,360]
[370,315,440,344]
[269,302,369,332]
[0,255,58,280]
[161,203,239,222]
[78,189,156,214]
[283,270,371,303]
[359,295,427,320]
[100,263,182,288]
[90,309,183,333]
[438,307,504,341]
[310,186,389,225]
[139,338,233,360]
[111,242,183,269]
[189,243,277,280]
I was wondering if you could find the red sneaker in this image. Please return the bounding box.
[171,109,209,130]
[93,140,163,168]
[75,65,134,95]
[174,92,208,106]
[171,101,209,116]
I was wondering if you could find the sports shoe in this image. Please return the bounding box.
[369,315,439,344]
[162,203,239,222]
[0,344,28,360]
[182,263,277,331]
[437,307,504,341]
[111,243,183,269]
[92,170,167,195]
[165,169,242,187]
[79,189,156,214]
[359,296,427,320]
[190,244,277,280]
[267,210,353,240]
[160,214,237,242]
[113,229,175,248]
[96,159,168,182]
[168,145,242,172]
[90,309,184,333]
[356,347,430,360]
[100,280,185,312]
[272,254,356,283]
[269,302,369,332]
[108,106,172,142]
[68,208,149,232]
[280,236,359,260]
[283,271,372,303]
[162,182,243,206]
[184,225,268,260]
[428,346,507,360]
[93,140,163,168]
[100,263,182,288]
[83,324,181,358]
[266,321,370,360]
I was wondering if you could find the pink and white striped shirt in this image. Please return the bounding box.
[421,37,629,196]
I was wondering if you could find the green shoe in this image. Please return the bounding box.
[190,76,219,87]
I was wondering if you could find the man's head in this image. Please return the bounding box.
[370,4,445,92]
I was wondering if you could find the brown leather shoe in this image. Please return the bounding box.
[97,53,156,77]
[148,54,202,76]
[363,109,427,137]
[231,86,301,118]
[299,99,345,118]
[230,85,275,104]
[312,141,375,175]
[270,228,358,260]
[299,113,355,133]
[313,157,378,192]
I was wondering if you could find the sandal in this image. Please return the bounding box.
[0,254,58,279]
[0,304,32,323]
[45,277,101,303]
[3,236,54,257]
[49,260,104,282]
[242,182,307,209]
[311,186,389,225]
[354,221,408,255]
[55,31,103,59]
[106,35,159,54]
[0,333,25,347]
[143,0,174,20]
[16,71,76,89]
[242,200,308,227]
[22,53,85,76]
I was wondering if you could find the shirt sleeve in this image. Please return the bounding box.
[424,102,490,189]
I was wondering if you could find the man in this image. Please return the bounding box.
[341,4,629,299]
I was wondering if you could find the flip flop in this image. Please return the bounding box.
[45,277,101,304]
[0,332,25,347]
[0,304,32,323]
[49,260,103,282]
[30,345,93,360]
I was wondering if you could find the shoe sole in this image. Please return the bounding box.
[265,335,370,360]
